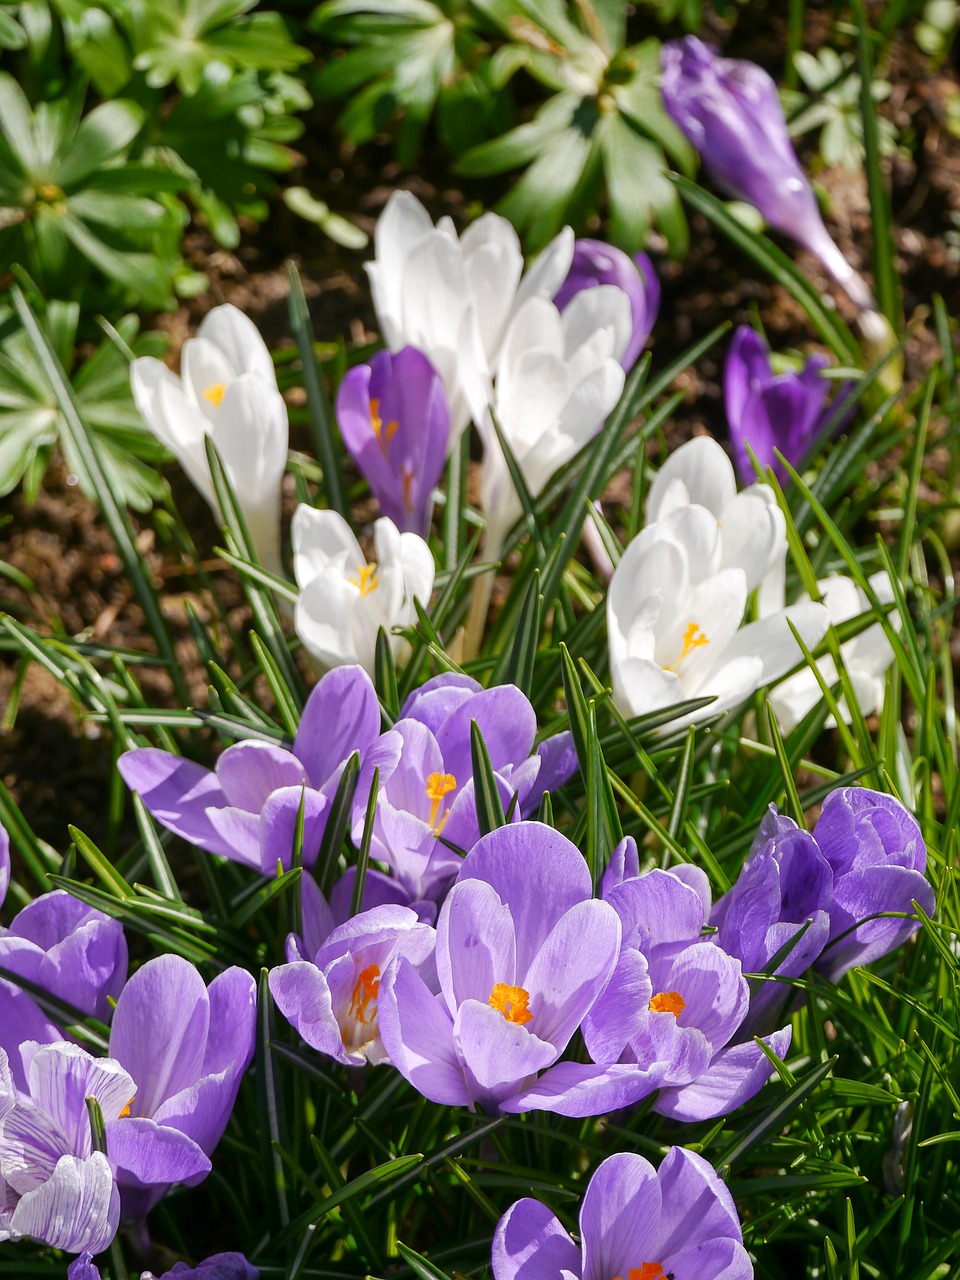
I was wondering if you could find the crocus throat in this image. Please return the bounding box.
[401,464,415,515]
[614,1265,671,1280]
[649,990,686,1017]
[348,963,381,1025]
[349,562,380,596]
[489,983,533,1025]
[203,382,226,407]
[425,771,457,834]
[664,621,709,671]
[370,397,399,454]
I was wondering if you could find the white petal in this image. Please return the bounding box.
[397,531,436,609]
[10,1151,119,1254]
[611,656,684,720]
[498,297,565,387]
[658,504,723,584]
[656,568,748,692]
[196,304,277,387]
[719,489,787,594]
[647,436,737,524]
[131,358,213,505]
[512,225,575,315]
[607,533,687,667]
[561,285,633,366]
[368,191,434,350]
[724,600,831,685]
[295,571,360,670]
[460,212,523,364]
[181,337,238,421]
[292,506,363,588]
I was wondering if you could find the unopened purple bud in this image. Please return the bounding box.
[724,327,832,485]
[337,345,450,535]
[553,241,660,371]
[661,36,874,310]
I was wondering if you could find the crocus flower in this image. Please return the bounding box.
[493,1148,753,1280]
[584,867,791,1121]
[0,1042,124,1253]
[108,955,256,1220]
[476,292,627,552]
[553,240,661,372]
[812,787,935,982]
[379,823,665,1117]
[607,457,829,726]
[292,507,435,674]
[725,326,832,486]
[357,674,578,903]
[366,192,574,435]
[130,304,288,576]
[337,346,450,536]
[711,808,834,1037]
[768,571,897,733]
[0,821,8,904]
[661,36,873,312]
[118,666,383,874]
[270,902,436,1067]
[70,1253,259,1280]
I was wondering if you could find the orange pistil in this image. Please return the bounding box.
[488,983,533,1025]
[203,382,226,407]
[425,771,457,833]
[348,963,381,1025]
[370,398,399,454]
[614,1265,669,1280]
[649,990,686,1018]
[401,465,415,515]
[349,562,379,596]
[119,1095,135,1119]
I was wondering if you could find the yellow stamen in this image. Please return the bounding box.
[203,382,226,407]
[370,398,399,454]
[489,983,533,1025]
[664,621,709,672]
[614,1266,670,1280]
[649,990,686,1018]
[349,562,379,596]
[348,963,381,1025]
[425,771,457,832]
[119,1096,135,1119]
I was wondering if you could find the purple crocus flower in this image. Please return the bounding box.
[118,666,383,875]
[378,823,665,1117]
[711,807,833,1038]
[337,346,450,536]
[725,326,832,485]
[0,1041,129,1253]
[584,867,791,1122]
[812,788,935,982]
[270,900,436,1066]
[494,1147,752,1280]
[360,674,577,903]
[553,241,660,372]
[107,955,256,1220]
[70,1252,259,1280]
[661,36,873,311]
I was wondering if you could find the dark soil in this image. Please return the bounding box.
[2,1,960,855]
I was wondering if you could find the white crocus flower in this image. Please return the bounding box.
[292,506,435,674]
[477,290,629,552]
[365,191,575,437]
[130,304,287,576]
[646,434,787,598]
[607,503,829,727]
[768,571,897,732]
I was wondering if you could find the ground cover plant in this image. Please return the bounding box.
[1,3,959,1280]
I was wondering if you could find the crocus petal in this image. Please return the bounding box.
[493,1198,581,1280]
[377,957,469,1105]
[654,1025,792,1121]
[819,866,936,982]
[399,672,481,737]
[105,1116,211,1188]
[437,878,516,1016]
[0,823,8,909]
[117,750,234,860]
[10,1151,119,1254]
[27,1041,136,1156]
[269,961,353,1066]
[293,666,382,786]
[666,1238,754,1280]
[455,1000,556,1098]
[258,786,330,873]
[0,982,62,1091]
[196,304,278,388]
[215,742,307,811]
[579,1151,662,1280]
[503,1062,666,1118]
[653,1146,743,1257]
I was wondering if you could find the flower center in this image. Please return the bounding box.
[425,771,457,833]
[348,963,381,1025]
[649,990,686,1018]
[614,1266,673,1280]
[489,982,533,1025]
[349,562,379,596]
[118,1095,135,1119]
[664,621,709,672]
[370,397,399,454]
[203,381,226,407]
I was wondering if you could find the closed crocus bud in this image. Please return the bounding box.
[812,788,935,981]
[553,240,661,372]
[292,507,435,675]
[725,327,833,485]
[337,346,450,536]
[661,37,874,311]
[130,304,288,577]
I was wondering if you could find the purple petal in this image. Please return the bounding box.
[600,836,641,897]
[654,1025,792,1122]
[663,942,748,1053]
[154,1255,259,1280]
[106,1116,211,1187]
[204,806,262,870]
[377,957,469,1105]
[258,785,330,873]
[819,866,936,982]
[522,900,621,1052]
[399,673,481,736]
[68,1254,102,1280]
[493,1198,581,1280]
[0,982,62,1091]
[814,787,926,876]
[270,961,350,1064]
[665,1238,754,1280]
[0,822,9,910]
[503,1061,666,1118]
[459,824,591,975]
[26,1042,136,1156]
[117,750,234,860]
[654,1146,743,1257]
[10,1150,119,1254]
[579,1151,662,1280]
[581,949,652,1064]
[520,732,578,816]
[293,666,382,787]
[437,878,516,1015]
[454,1000,557,1098]
[607,870,705,959]
[110,955,209,1117]
[435,686,537,789]
[215,742,307,810]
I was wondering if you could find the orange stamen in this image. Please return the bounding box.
[649,991,686,1018]
[488,983,533,1025]
[348,963,381,1025]
[425,771,457,832]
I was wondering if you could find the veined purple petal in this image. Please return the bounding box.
[269,962,348,1064]
[25,1042,135,1158]
[653,1146,743,1257]
[105,1116,211,1188]
[377,957,469,1105]
[493,1198,581,1280]
[151,1254,259,1280]
[579,1151,662,1280]
[0,981,62,1091]
[654,1025,792,1121]
[68,1254,102,1280]
[293,666,382,787]
[9,1150,119,1254]
[503,1061,666,1118]
[399,673,481,736]
[117,750,234,860]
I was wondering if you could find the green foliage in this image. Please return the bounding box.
[783,48,899,172]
